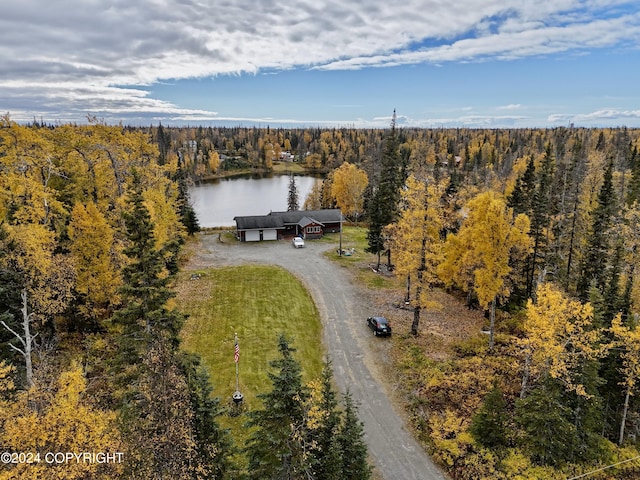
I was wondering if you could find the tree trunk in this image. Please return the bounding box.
[520,351,531,399]
[411,305,421,337]
[619,384,631,445]
[411,235,428,337]
[21,290,34,388]
[488,297,497,351]
[0,289,35,388]
[405,274,411,304]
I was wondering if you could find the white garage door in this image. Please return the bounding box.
[263,229,278,240]
[245,230,260,242]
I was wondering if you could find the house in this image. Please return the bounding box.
[234,209,342,242]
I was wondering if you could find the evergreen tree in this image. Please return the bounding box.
[111,170,184,371]
[175,153,200,235]
[310,362,343,480]
[564,358,609,463]
[367,111,406,259]
[603,242,624,324]
[469,384,508,449]
[337,391,372,480]
[0,225,24,364]
[121,339,196,479]
[515,379,578,467]
[577,160,617,299]
[626,145,640,205]
[179,352,234,479]
[245,334,310,479]
[156,122,171,165]
[507,155,536,216]
[287,174,299,211]
[526,144,555,297]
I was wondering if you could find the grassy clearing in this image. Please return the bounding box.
[176,264,324,453]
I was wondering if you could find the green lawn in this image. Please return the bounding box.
[177,264,324,454]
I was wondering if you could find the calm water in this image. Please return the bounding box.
[189,174,321,227]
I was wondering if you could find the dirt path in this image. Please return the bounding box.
[185,235,448,480]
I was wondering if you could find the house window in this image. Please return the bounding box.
[306,226,321,234]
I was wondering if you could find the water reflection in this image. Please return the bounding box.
[189,174,322,228]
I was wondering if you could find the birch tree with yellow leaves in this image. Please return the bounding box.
[68,201,121,325]
[519,282,605,399]
[0,363,122,480]
[330,162,368,223]
[610,315,640,445]
[385,174,445,336]
[439,190,531,349]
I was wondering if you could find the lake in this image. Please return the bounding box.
[188,174,322,228]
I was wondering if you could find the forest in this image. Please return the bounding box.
[2,112,640,479]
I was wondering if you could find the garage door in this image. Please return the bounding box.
[263,229,278,240]
[245,230,260,242]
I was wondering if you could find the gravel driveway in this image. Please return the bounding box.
[187,234,448,480]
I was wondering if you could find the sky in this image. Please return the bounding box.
[2,0,640,129]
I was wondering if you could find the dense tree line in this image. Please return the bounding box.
[0,116,371,479]
[4,113,640,479]
[156,119,640,477]
[373,124,640,477]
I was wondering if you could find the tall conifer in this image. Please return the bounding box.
[577,160,617,299]
[245,334,310,479]
[337,391,372,480]
[367,111,406,261]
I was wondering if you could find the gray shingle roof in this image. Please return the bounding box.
[268,209,342,224]
[233,215,284,230]
[235,209,342,230]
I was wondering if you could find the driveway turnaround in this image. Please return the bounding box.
[189,235,448,480]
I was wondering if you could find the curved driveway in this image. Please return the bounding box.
[190,235,448,480]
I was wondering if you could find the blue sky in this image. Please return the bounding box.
[2,1,640,128]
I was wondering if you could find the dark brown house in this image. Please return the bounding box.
[234,209,342,242]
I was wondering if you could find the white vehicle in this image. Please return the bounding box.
[292,236,305,248]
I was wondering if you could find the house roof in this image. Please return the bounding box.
[233,215,284,230]
[235,209,342,231]
[297,216,320,228]
[268,209,342,224]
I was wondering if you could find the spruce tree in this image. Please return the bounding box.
[179,352,234,479]
[367,111,406,261]
[507,154,536,215]
[310,362,343,480]
[287,174,299,211]
[577,160,617,299]
[469,384,508,449]
[526,144,555,297]
[245,334,310,479]
[175,153,200,235]
[337,391,372,480]
[626,145,640,205]
[112,170,184,368]
[0,225,25,364]
[515,379,578,467]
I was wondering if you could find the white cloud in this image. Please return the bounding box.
[1,0,639,123]
[549,108,640,125]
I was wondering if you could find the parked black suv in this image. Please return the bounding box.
[367,316,392,337]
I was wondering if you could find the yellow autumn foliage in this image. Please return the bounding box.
[520,283,604,397]
[611,315,640,392]
[0,362,123,480]
[330,162,368,220]
[68,202,121,313]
